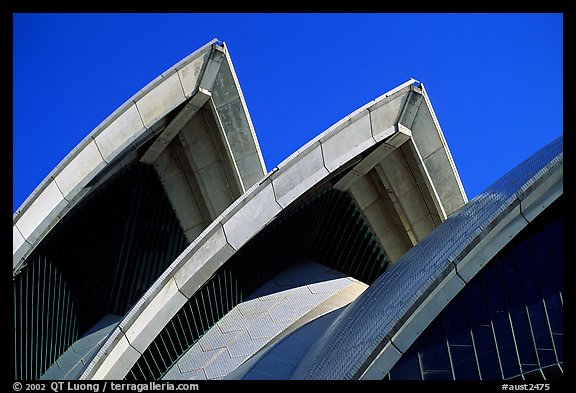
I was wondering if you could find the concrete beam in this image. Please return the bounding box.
[211,49,267,189]
[54,140,106,200]
[403,139,448,221]
[347,171,412,263]
[205,100,245,197]
[176,110,237,220]
[334,124,411,191]
[422,147,466,216]
[198,46,225,92]
[172,138,214,226]
[140,89,212,165]
[135,72,186,129]
[176,51,211,98]
[398,89,424,130]
[222,179,282,250]
[79,79,468,379]
[13,226,29,269]
[374,163,418,246]
[14,181,67,267]
[124,277,188,354]
[271,142,329,208]
[174,224,235,298]
[369,89,410,142]
[321,110,375,172]
[154,151,207,242]
[94,104,147,163]
[90,333,141,380]
[359,342,402,380]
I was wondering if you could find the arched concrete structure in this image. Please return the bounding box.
[78,78,467,379]
[13,39,267,275]
[13,40,470,380]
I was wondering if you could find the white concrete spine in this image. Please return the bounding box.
[359,343,402,380]
[135,73,186,129]
[13,226,28,264]
[271,143,329,208]
[321,111,374,172]
[54,140,106,199]
[222,179,282,250]
[94,104,147,163]
[14,181,67,261]
[124,277,188,354]
[177,52,210,97]
[174,224,236,298]
[369,89,409,142]
[90,334,141,380]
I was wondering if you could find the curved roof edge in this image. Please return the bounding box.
[291,136,563,380]
[80,79,465,380]
[13,39,267,274]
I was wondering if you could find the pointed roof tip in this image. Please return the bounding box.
[409,78,422,87]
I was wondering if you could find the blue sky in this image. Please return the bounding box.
[13,13,563,212]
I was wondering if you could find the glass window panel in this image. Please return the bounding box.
[514,236,539,304]
[462,272,502,379]
[513,237,558,370]
[515,333,539,372]
[477,349,501,380]
[498,249,524,312]
[544,218,563,294]
[416,318,451,373]
[529,228,560,306]
[388,345,422,380]
[450,345,480,380]
[481,262,521,379]
[498,342,521,379]
[472,325,497,356]
[442,296,472,347]
[552,333,563,361]
[487,300,514,348]
[481,261,507,315]
[537,348,556,367]
[528,305,554,354]
[497,247,539,372]
[481,262,518,364]
[465,279,491,326]
[546,305,563,335]
[529,230,563,350]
